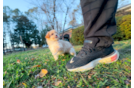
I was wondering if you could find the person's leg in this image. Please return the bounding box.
[66,0,119,72]
[82,0,118,47]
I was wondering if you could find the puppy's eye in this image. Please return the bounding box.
[51,33,53,35]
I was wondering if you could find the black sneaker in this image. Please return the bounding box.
[66,40,119,72]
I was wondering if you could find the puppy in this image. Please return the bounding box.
[45,30,76,61]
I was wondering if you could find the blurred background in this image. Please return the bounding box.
[3,0,131,55]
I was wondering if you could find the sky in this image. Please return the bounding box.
[3,0,131,13]
[3,0,131,49]
[3,0,35,13]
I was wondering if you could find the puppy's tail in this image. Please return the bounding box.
[69,47,76,56]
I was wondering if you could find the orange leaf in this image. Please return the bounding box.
[45,59,49,61]
[88,75,91,79]
[62,59,65,61]
[39,69,48,77]
[31,65,41,68]
[31,58,35,61]
[106,86,110,88]
[37,65,41,67]
[17,60,20,63]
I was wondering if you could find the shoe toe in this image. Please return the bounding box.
[65,61,73,69]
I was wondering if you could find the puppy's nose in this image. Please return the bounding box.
[56,35,57,37]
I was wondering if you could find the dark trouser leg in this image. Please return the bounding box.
[80,0,118,47]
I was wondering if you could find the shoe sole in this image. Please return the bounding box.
[67,50,119,72]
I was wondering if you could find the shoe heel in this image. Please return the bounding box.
[99,50,119,64]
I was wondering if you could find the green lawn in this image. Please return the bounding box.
[3,40,131,88]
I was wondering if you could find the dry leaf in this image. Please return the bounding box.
[25,57,27,59]
[62,59,65,61]
[68,85,70,88]
[39,69,48,77]
[64,77,66,80]
[55,81,61,86]
[4,71,7,74]
[31,58,35,61]
[22,83,27,86]
[88,75,91,79]
[106,86,110,88]
[37,65,41,67]
[31,65,41,68]
[17,60,20,63]
[31,65,38,68]
[45,59,49,61]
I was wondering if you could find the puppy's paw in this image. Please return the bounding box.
[54,55,58,61]
[69,47,76,56]
[62,54,65,56]
[70,52,76,56]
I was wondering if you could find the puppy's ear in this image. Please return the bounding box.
[45,32,50,38]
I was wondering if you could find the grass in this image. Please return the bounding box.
[3,39,131,88]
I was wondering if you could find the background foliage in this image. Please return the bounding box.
[70,14,131,45]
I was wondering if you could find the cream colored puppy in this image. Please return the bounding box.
[45,30,76,61]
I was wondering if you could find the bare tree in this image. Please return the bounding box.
[28,0,77,30]
[68,4,83,27]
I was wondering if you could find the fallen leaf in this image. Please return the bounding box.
[31,65,38,68]
[106,86,110,88]
[22,83,27,87]
[17,60,20,63]
[55,81,62,86]
[39,69,48,77]
[40,80,44,82]
[25,57,27,59]
[4,71,7,74]
[62,59,65,61]
[45,59,49,61]
[31,65,41,68]
[88,75,91,79]
[37,65,41,67]
[31,58,35,61]
[68,85,70,88]
[64,77,66,80]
